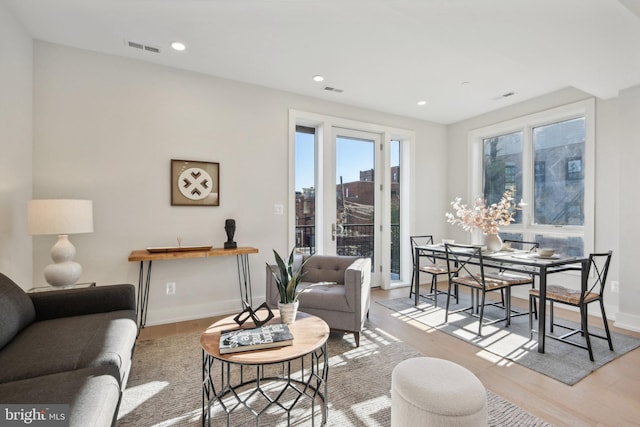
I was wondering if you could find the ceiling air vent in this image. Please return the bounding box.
[492,91,517,101]
[323,86,344,93]
[126,40,161,54]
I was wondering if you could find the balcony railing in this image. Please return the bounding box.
[295,224,401,277]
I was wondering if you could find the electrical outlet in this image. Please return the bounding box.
[611,281,619,293]
[274,204,284,215]
[166,282,176,295]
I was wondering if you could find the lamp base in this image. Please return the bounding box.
[45,234,82,287]
[44,261,82,287]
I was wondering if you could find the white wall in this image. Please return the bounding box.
[616,85,640,331]
[32,42,446,325]
[0,3,32,287]
[446,87,639,329]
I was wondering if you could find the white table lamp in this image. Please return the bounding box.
[28,199,94,287]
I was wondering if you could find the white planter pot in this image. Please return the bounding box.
[278,301,299,324]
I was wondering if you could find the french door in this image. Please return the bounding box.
[292,110,412,289]
[323,128,381,286]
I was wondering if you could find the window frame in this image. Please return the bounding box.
[468,99,595,255]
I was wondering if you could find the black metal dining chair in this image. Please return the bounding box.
[500,239,539,318]
[409,235,449,306]
[444,243,534,336]
[529,251,614,361]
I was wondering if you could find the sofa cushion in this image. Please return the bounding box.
[0,365,121,427]
[297,281,351,313]
[0,273,36,349]
[0,310,136,385]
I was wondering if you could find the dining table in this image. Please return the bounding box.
[414,243,590,354]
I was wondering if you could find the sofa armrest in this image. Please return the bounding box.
[344,258,372,315]
[29,284,136,321]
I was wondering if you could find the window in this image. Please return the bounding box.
[471,100,594,256]
[295,125,316,254]
[390,140,401,280]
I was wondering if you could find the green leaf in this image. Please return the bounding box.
[268,248,313,303]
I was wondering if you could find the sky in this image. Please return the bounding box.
[295,132,400,191]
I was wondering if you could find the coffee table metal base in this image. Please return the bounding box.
[202,342,328,426]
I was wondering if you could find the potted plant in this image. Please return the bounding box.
[267,249,312,323]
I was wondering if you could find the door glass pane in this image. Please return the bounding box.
[483,131,523,224]
[390,140,401,280]
[533,117,585,226]
[295,126,315,255]
[336,136,375,268]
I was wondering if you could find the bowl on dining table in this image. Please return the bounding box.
[537,248,555,257]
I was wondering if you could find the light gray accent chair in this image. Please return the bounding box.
[266,255,371,347]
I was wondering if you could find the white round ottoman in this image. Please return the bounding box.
[391,357,488,427]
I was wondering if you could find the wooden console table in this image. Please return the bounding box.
[128,246,259,330]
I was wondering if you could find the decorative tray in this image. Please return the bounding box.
[146,245,213,253]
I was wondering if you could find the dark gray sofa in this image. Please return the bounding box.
[0,272,137,427]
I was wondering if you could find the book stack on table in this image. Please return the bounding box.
[219,323,294,354]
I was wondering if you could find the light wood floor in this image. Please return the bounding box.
[138,288,640,427]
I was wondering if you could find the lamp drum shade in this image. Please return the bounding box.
[28,199,93,235]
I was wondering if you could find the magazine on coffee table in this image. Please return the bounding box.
[219,323,294,354]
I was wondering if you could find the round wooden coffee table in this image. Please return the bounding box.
[200,311,330,426]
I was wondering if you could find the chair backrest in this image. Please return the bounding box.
[584,251,612,300]
[410,235,435,265]
[503,239,539,253]
[444,243,485,288]
[302,255,361,285]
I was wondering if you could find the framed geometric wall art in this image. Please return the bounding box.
[171,159,220,206]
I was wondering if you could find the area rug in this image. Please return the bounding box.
[377,295,640,385]
[118,327,551,426]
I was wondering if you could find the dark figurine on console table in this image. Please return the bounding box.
[224,218,237,249]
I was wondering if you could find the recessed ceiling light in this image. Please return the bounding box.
[417,100,427,106]
[313,75,325,82]
[171,41,186,51]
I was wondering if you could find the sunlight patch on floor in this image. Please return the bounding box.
[151,408,200,427]
[351,395,391,426]
[117,381,169,418]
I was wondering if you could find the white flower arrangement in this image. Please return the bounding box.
[446,191,524,235]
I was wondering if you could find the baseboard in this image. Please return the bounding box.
[614,311,640,333]
[142,297,262,327]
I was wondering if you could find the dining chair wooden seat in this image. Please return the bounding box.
[529,251,614,361]
[529,285,601,305]
[420,264,448,276]
[445,243,534,336]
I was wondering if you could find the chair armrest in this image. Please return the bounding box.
[265,265,279,309]
[344,258,372,315]
[29,284,136,321]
